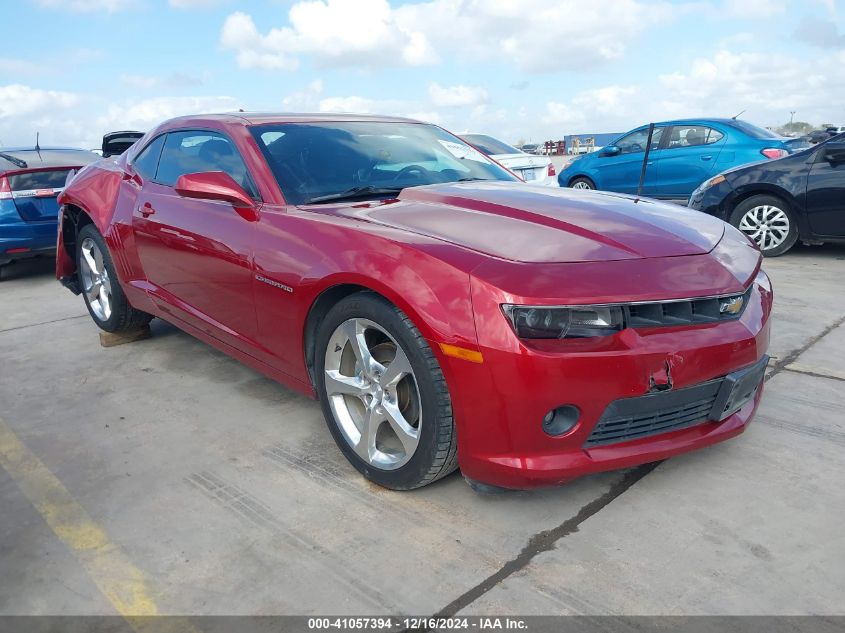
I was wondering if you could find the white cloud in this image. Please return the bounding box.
[721,0,786,18]
[542,48,845,135]
[282,79,324,110]
[221,1,436,71]
[119,72,206,90]
[169,0,221,8]
[0,84,79,119]
[96,95,241,132]
[33,0,136,12]
[0,85,241,149]
[0,58,41,75]
[428,83,488,107]
[394,0,673,73]
[318,95,381,113]
[795,17,845,48]
[316,94,442,124]
[222,0,669,73]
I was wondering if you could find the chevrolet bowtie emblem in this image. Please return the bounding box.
[720,296,744,315]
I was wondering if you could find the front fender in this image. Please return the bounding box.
[251,209,483,387]
[56,162,123,283]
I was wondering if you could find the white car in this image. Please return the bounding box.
[461,134,558,186]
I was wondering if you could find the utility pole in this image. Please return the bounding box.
[790,111,796,126]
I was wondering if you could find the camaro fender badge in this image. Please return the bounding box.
[255,274,293,293]
[648,361,674,393]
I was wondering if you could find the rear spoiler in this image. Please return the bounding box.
[102,131,145,158]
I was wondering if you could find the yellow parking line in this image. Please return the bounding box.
[0,416,185,629]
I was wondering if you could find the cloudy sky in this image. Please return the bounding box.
[1,0,843,149]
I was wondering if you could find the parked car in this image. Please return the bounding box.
[825,126,845,135]
[808,130,832,145]
[558,118,798,200]
[520,143,540,154]
[461,134,557,186]
[56,113,771,491]
[102,131,145,157]
[688,134,845,256]
[0,146,100,276]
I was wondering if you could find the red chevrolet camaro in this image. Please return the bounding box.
[57,113,772,491]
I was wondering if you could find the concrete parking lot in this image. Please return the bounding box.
[1,243,844,617]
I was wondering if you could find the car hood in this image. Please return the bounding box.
[317,181,726,264]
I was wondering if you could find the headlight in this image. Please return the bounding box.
[502,304,624,339]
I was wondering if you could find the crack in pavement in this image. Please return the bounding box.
[426,462,662,623]
[423,313,845,623]
[782,366,845,383]
[765,314,845,382]
[0,314,88,334]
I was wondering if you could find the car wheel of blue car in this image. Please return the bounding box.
[730,194,798,257]
[569,177,595,190]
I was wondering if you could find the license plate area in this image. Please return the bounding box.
[521,169,536,181]
[709,355,769,421]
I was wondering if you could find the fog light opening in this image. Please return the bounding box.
[542,405,580,437]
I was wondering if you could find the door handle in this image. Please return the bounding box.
[138,202,156,217]
[700,155,713,161]
[647,161,655,166]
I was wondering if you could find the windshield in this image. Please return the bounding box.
[250,121,518,205]
[461,134,521,156]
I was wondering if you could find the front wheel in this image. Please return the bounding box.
[315,293,458,490]
[569,177,595,190]
[730,195,798,257]
[76,224,152,332]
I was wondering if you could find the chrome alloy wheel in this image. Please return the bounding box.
[324,318,421,470]
[572,180,592,190]
[79,237,112,321]
[738,205,790,252]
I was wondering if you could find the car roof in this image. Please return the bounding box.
[0,147,101,172]
[162,112,425,127]
[653,118,745,126]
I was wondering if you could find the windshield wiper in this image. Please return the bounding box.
[306,186,404,204]
[0,152,27,169]
[456,177,493,182]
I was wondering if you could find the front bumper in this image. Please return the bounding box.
[445,269,772,489]
[687,179,736,220]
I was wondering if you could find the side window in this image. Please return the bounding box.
[132,135,165,180]
[155,131,258,198]
[615,128,664,154]
[666,126,724,150]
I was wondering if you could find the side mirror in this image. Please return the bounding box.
[600,145,620,157]
[174,172,257,220]
[822,142,845,166]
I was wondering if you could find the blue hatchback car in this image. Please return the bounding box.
[1,147,100,276]
[558,118,796,200]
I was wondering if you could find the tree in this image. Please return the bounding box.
[777,121,814,136]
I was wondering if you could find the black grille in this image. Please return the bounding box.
[624,287,752,329]
[584,355,768,447]
[585,380,722,447]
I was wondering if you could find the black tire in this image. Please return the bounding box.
[729,194,798,257]
[315,292,458,490]
[569,176,595,190]
[76,224,152,332]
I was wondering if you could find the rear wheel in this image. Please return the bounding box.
[569,177,595,190]
[76,224,152,332]
[315,292,458,490]
[730,195,798,257]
